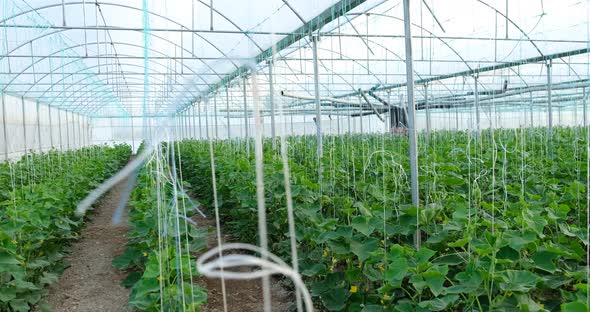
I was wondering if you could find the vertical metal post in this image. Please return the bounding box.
[1,93,8,161]
[65,111,70,150]
[62,0,66,26]
[474,76,481,138]
[243,77,250,155]
[583,87,587,127]
[22,97,27,155]
[198,102,203,139]
[226,88,231,139]
[336,111,341,135]
[455,105,459,130]
[48,104,54,149]
[403,0,421,249]
[347,105,352,134]
[214,95,219,139]
[80,115,84,147]
[57,109,63,152]
[425,83,431,137]
[184,112,189,139]
[190,107,195,139]
[359,95,364,133]
[130,116,135,152]
[205,98,210,139]
[312,35,323,162]
[529,92,534,127]
[36,101,42,153]
[268,61,276,148]
[290,111,294,135]
[547,60,553,138]
[387,90,392,133]
[179,113,184,140]
[77,114,82,148]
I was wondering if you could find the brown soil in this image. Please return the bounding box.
[43,176,132,312]
[194,209,293,312]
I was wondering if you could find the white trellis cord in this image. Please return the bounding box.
[197,243,314,312]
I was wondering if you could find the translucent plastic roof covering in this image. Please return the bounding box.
[1,0,589,118]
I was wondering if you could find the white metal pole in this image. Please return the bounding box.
[474,76,481,138]
[584,87,587,127]
[1,93,7,161]
[226,88,231,139]
[269,61,276,148]
[198,103,202,139]
[57,109,63,152]
[77,114,82,148]
[22,97,27,156]
[403,0,421,249]
[425,84,431,137]
[312,35,323,162]
[48,104,54,149]
[547,60,553,138]
[131,116,135,152]
[36,101,42,153]
[65,111,70,150]
[243,77,250,156]
[530,92,534,128]
[213,95,219,139]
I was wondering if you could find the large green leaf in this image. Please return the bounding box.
[350,237,379,262]
[561,301,588,312]
[351,216,375,236]
[320,287,349,311]
[498,270,540,292]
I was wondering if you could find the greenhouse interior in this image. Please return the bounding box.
[0,0,589,311]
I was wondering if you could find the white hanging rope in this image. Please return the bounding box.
[197,243,313,312]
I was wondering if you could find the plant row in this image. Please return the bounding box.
[0,144,131,311]
[179,127,588,311]
[113,142,207,311]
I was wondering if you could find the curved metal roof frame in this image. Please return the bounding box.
[2,0,590,119]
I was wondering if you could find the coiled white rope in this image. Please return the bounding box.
[196,243,314,312]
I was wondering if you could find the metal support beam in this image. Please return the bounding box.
[204,98,210,139]
[425,84,431,137]
[359,89,385,122]
[243,78,250,156]
[185,0,368,113]
[77,113,82,148]
[226,88,231,139]
[312,35,323,163]
[547,60,553,138]
[198,103,202,139]
[130,116,135,152]
[65,111,70,150]
[1,93,8,161]
[474,76,481,138]
[36,101,42,153]
[403,0,421,250]
[57,109,63,152]
[268,61,276,148]
[22,97,27,156]
[584,87,587,127]
[528,92,533,128]
[214,95,219,139]
[48,104,54,149]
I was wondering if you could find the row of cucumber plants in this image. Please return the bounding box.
[0,144,131,311]
[0,147,111,202]
[113,142,207,311]
[178,127,588,311]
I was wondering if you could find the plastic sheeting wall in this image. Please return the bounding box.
[0,93,90,161]
[90,103,588,151]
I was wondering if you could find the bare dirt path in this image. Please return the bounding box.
[194,206,293,312]
[43,176,132,312]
